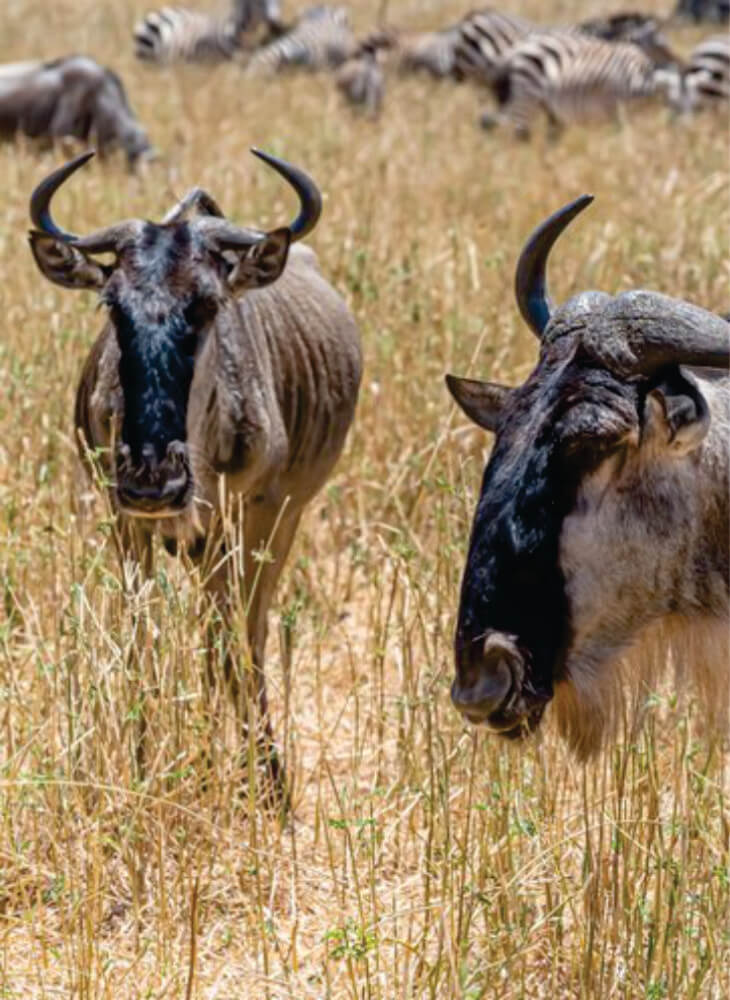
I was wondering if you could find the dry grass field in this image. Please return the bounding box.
[0,1,728,996]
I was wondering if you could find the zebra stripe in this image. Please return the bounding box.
[245,5,355,75]
[134,7,238,63]
[679,34,730,109]
[483,32,669,138]
[133,1,281,65]
[396,25,464,78]
[452,8,676,86]
[452,8,536,84]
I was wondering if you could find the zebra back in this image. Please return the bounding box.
[134,1,282,65]
[134,6,239,64]
[486,31,663,137]
[452,7,536,84]
[245,5,355,75]
[396,25,464,78]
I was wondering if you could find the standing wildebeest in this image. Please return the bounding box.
[28,150,362,798]
[0,56,151,166]
[447,197,729,757]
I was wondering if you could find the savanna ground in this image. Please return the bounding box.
[0,1,728,996]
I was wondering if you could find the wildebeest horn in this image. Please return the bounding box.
[30,150,137,253]
[250,147,322,240]
[604,292,730,373]
[199,148,323,252]
[30,150,96,242]
[515,195,594,338]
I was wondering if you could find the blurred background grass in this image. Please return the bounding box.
[0,1,728,997]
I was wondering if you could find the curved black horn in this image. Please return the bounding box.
[251,147,322,240]
[515,194,594,338]
[29,150,96,242]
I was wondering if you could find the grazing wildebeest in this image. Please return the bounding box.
[447,197,729,757]
[0,56,151,166]
[28,150,362,800]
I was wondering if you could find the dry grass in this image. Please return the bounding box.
[0,1,729,997]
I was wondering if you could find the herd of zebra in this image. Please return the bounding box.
[131,1,730,136]
[0,2,727,164]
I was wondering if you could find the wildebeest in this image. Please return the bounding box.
[28,150,362,799]
[0,56,151,166]
[447,197,729,757]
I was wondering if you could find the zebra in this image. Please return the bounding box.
[333,21,466,117]
[578,11,664,42]
[245,5,355,75]
[671,34,730,111]
[451,8,537,85]
[480,31,680,139]
[451,7,677,86]
[393,24,465,79]
[334,39,386,116]
[133,0,283,65]
[577,12,678,69]
[674,0,729,23]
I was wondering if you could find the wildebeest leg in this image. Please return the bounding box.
[242,503,302,808]
[203,501,301,808]
[47,84,90,143]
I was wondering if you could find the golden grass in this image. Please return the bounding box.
[0,1,728,997]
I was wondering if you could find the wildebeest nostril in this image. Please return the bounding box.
[451,633,524,723]
[117,447,191,513]
[166,440,188,469]
[118,475,189,511]
[451,656,512,716]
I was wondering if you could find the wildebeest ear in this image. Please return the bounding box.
[643,369,710,456]
[227,227,292,292]
[28,232,109,290]
[445,374,511,432]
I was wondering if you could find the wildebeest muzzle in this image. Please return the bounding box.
[451,631,547,738]
[116,440,191,517]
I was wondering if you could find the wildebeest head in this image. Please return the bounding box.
[447,197,730,755]
[28,149,321,517]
